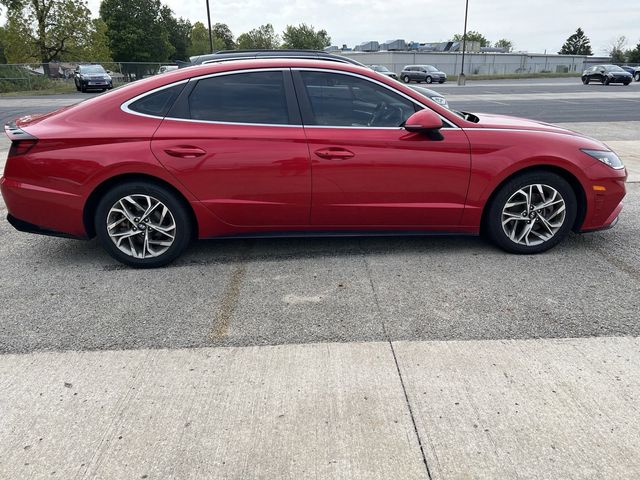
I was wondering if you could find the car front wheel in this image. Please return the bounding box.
[485,171,577,254]
[95,181,193,268]
[582,76,589,85]
[402,75,411,83]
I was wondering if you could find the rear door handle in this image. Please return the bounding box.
[164,146,206,158]
[314,147,355,160]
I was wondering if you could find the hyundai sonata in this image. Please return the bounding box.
[1,59,626,267]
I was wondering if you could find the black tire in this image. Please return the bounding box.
[94,181,193,268]
[425,76,433,84]
[603,77,610,85]
[484,171,577,254]
[402,75,411,83]
[635,73,640,82]
[582,76,589,85]
[80,83,87,93]
[623,81,630,86]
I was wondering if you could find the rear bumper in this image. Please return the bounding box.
[0,176,88,238]
[7,214,84,239]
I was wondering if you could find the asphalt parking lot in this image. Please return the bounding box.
[1,78,640,478]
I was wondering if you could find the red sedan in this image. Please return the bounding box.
[1,59,626,267]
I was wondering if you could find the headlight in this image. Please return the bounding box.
[431,96,448,106]
[581,149,624,169]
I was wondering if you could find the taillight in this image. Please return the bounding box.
[8,139,38,157]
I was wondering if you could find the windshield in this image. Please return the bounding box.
[424,66,438,72]
[605,65,625,72]
[80,65,106,74]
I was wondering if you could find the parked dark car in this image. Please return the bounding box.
[370,65,398,80]
[582,65,632,85]
[619,66,636,75]
[401,65,447,84]
[74,64,113,92]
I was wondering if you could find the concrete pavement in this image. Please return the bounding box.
[2,337,640,479]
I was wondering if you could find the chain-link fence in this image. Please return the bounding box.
[0,62,178,93]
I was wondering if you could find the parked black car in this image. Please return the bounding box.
[370,65,398,80]
[400,65,447,84]
[619,65,636,75]
[582,65,632,85]
[74,64,113,92]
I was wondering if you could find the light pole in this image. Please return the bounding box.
[458,0,469,85]
[206,0,214,53]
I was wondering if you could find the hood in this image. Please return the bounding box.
[473,113,584,136]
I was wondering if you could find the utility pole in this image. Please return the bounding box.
[458,0,469,85]
[206,0,214,53]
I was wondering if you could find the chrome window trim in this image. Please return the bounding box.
[120,79,190,120]
[292,67,459,129]
[121,68,301,127]
[121,66,460,130]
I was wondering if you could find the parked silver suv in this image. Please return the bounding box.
[400,65,447,84]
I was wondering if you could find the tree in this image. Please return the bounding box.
[608,36,627,63]
[236,24,279,49]
[627,42,640,64]
[558,28,593,55]
[282,23,330,50]
[494,38,514,52]
[187,21,224,57]
[100,0,174,67]
[1,0,96,71]
[84,19,113,62]
[0,26,7,63]
[212,23,234,50]
[452,30,490,47]
[160,6,192,61]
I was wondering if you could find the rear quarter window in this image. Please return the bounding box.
[127,83,185,117]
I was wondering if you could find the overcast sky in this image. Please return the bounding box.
[5,0,639,54]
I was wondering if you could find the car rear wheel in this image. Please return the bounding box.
[485,171,577,254]
[95,181,192,268]
[402,75,411,83]
[635,73,640,82]
[425,76,433,84]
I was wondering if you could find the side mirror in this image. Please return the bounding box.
[404,109,444,139]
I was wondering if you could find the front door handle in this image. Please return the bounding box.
[164,146,206,158]
[314,147,355,160]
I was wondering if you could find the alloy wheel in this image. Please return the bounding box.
[501,184,566,246]
[106,194,176,259]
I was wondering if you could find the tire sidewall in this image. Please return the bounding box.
[402,75,410,83]
[94,182,192,268]
[425,76,433,84]
[486,172,577,254]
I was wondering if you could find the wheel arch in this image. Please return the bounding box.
[480,165,587,234]
[83,173,198,239]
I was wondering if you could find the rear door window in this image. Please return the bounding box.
[188,71,290,125]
